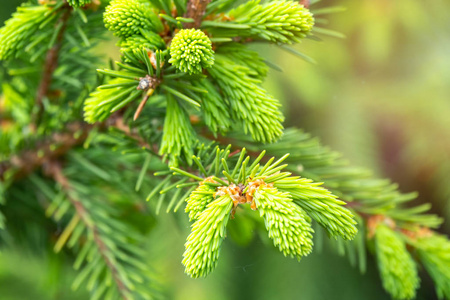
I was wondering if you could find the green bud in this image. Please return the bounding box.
[185,182,216,221]
[375,225,419,300]
[169,29,214,74]
[254,186,314,260]
[104,0,163,37]
[182,194,233,278]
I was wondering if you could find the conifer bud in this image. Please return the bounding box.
[253,186,314,260]
[374,225,420,300]
[182,195,233,278]
[104,0,163,37]
[185,181,216,221]
[169,29,214,74]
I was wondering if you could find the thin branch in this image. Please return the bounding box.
[0,116,156,181]
[184,0,212,28]
[34,5,72,124]
[46,161,131,300]
[299,0,310,8]
[0,122,92,181]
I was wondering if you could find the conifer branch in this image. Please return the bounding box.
[45,161,132,299]
[0,122,92,181]
[34,4,72,124]
[0,116,151,181]
[1,0,449,298]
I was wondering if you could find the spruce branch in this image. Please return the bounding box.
[183,194,233,277]
[1,0,449,298]
[0,115,152,182]
[253,185,314,260]
[372,221,420,300]
[172,147,357,276]
[45,161,134,299]
[35,4,72,124]
[0,122,92,181]
[405,228,450,299]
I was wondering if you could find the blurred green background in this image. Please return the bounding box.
[1,0,449,299]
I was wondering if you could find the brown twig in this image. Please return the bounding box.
[46,161,130,299]
[0,122,92,181]
[299,0,310,8]
[184,0,212,28]
[133,94,150,121]
[0,114,158,181]
[34,5,72,124]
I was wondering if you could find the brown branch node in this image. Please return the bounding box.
[184,0,212,28]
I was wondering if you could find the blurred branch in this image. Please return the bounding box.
[45,161,131,299]
[0,122,92,181]
[184,0,211,28]
[0,115,153,181]
[34,4,72,124]
[299,0,310,8]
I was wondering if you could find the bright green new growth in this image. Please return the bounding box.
[185,182,216,221]
[414,233,450,299]
[375,225,420,300]
[183,195,233,278]
[67,0,92,8]
[84,77,143,123]
[216,43,269,80]
[275,177,358,240]
[104,0,163,37]
[0,5,50,60]
[209,55,284,143]
[232,0,314,43]
[169,29,214,74]
[204,0,314,44]
[171,148,357,277]
[120,30,166,54]
[2,0,448,298]
[192,79,231,134]
[254,186,314,259]
[160,95,196,166]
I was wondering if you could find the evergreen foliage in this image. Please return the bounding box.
[185,180,216,221]
[67,0,92,8]
[120,30,166,54]
[171,148,356,275]
[159,94,197,166]
[183,194,233,278]
[203,0,314,43]
[104,0,163,37]
[209,54,284,142]
[274,176,357,240]
[374,224,420,300]
[0,0,449,299]
[0,4,55,60]
[253,186,314,259]
[409,230,450,299]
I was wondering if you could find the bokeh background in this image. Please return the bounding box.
[1,0,449,299]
